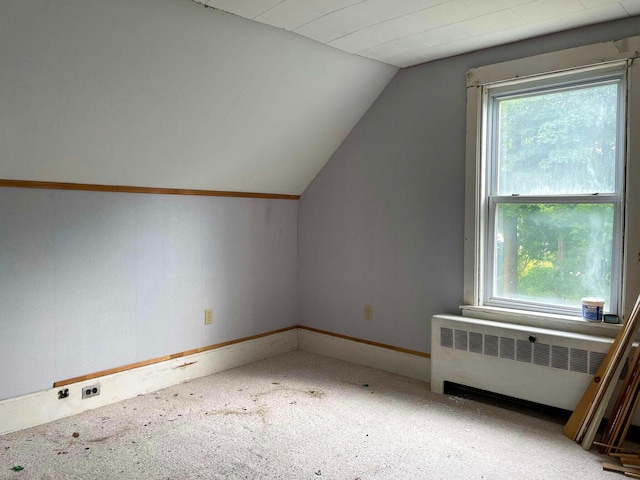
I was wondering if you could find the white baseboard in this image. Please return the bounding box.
[297,329,430,383]
[0,328,429,436]
[0,329,297,435]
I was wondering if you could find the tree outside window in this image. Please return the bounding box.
[485,74,624,314]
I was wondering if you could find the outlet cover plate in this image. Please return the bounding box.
[82,384,100,399]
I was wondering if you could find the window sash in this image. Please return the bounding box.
[484,197,622,316]
[485,70,626,198]
[480,68,626,317]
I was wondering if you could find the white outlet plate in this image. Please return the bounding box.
[364,305,373,321]
[82,384,100,399]
[205,309,213,325]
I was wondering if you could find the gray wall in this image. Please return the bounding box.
[0,0,391,403]
[3,5,640,403]
[0,189,297,400]
[298,17,640,354]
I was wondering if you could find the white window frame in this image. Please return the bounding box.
[463,36,640,333]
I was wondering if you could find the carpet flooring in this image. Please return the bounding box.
[0,350,629,479]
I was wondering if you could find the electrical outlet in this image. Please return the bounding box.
[205,308,213,325]
[82,384,100,399]
[364,305,373,321]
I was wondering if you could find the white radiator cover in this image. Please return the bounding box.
[431,314,618,411]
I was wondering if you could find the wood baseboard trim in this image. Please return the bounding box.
[54,326,428,388]
[2,329,298,436]
[0,179,300,200]
[53,326,298,388]
[296,325,430,358]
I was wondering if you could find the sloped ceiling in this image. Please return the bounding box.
[197,0,640,68]
[0,0,396,196]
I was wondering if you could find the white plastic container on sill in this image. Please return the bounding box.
[581,297,604,322]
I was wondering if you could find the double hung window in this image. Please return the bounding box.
[486,68,625,315]
[464,37,640,325]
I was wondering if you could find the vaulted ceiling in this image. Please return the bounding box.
[0,0,395,195]
[1,0,638,195]
[195,0,640,68]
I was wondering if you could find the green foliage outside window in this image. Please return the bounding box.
[495,203,613,307]
[491,81,619,309]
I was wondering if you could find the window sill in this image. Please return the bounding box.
[460,305,621,338]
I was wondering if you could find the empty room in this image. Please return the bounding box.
[2,1,640,478]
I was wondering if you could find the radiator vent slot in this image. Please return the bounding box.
[455,330,468,351]
[533,343,551,366]
[551,345,569,370]
[484,335,499,357]
[469,332,483,354]
[516,339,532,363]
[589,351,606,375]
[570,348,589,374]
[441,327,453,349]
[439,326,610,376]
[500,337,515,360]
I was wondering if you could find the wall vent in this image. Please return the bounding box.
[469,332,483,354]
[484,335,499,357]
[570,349,589,374]
[439,326,606,374]
[441,327,453,349]
[589,351,606,375]
[500,337,515,360]
[454,329,468,351]
[516,339,532,363]
[551,345,569,370]
[533,343,550,366]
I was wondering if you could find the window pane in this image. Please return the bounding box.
[493,203,613,309]
[497,83,619,195]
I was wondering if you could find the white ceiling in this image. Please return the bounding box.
[195,0,640,68]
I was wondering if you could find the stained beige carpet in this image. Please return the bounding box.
[0,350,625,479]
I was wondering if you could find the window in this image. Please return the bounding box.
[487,68,624,316]
[464,37,640,326]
